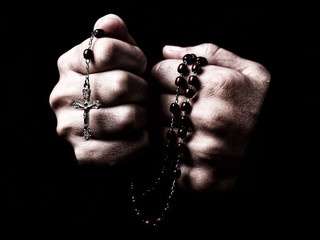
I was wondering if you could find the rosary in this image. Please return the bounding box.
[129,53,207,228]
[73,29,207,227]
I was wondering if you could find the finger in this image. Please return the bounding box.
[155,125,238,192]
[157,93,232,131]
[93,13,137,45]
[58,37,147,76]
[50,70,149,111]
[151,60,241,94]
[55,104,147,139]
[162,44,270,83]
[70,130,149,167]
[89,104,148,138]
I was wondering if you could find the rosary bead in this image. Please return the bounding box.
[185,88,195,98]
[83,49,93,59]
[166,129,177,143]
[188,75,198,86]
[170,103,180,114]
[179,115,190,128]
[181,101,192,113]
[155,217,163,226]
[166,142,176,157]
[173,169,181,179]
[178,127,187,139]
[183,53,197,64]
[177,63,189,75]
[196,56,208,66]
[175,76,186,87]
[192,63,202,74]
[177,142,187,153]
[136,211,142,218]
[93,29,104,38]
[163,206,171,214]
[145,219,152,226]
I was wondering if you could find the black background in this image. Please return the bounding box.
[1,3,319,236]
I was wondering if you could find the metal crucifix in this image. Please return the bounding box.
[73,86,101,140]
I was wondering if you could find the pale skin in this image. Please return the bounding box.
[49,14,271,193]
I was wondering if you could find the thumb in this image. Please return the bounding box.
[94,13,137,45]
[162,44,270,83]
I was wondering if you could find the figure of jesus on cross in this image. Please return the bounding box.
[73,86,101,140]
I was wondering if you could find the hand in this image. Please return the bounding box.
[150,43,271,192]
[49,14,149,166]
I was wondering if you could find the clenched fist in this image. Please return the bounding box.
[49,14,149,166]
[150,43,270,192]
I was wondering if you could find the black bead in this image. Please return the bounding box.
[83,49,93,59]
[179,115,190,128]
[136,211,142,219]
[166,143,176,157]
[177,63,189,75]
[175,76,186,87]
[155,217,163,224]
[188,75,198,86]
[183,53,197,64]
[93,29,104,38]
[174,169,181,179]
[196,56,208,66]
[145,219,152,226]
[166,129,177,142]
[185,88,195,98]
[170,103,180,114]
[177,142,187,153]
[192,63,202,74]
[178,128,187,139]
[181,102,192,113]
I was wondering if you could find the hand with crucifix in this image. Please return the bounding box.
[50,13,270,195]
[50,14,150,166]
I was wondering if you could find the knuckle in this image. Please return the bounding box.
[95,39,123,67]
[74,145,97,166]
[57,54,66,72]
[135,47,147,74]
[186,166,236,192]
[56,118,76,138]
[191,134,225,159]
[189,167,215,191]
[102,39,117,64]
[199,43,220,57]
[110,72,130,100]
[245,61,271,84]
[119,106,139,131]
[73,142,110,166]
[254,62,271,83]
[49,82,71,111]
[49,89,58,110]
[151,59,178,81]
[57,49,74,74]
[150,60,163,75]
[49,85,63,111]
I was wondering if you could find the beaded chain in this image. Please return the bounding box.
[73,29,105,140]
[130,54,208,228]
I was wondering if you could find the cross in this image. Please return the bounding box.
[73,87,101,140]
